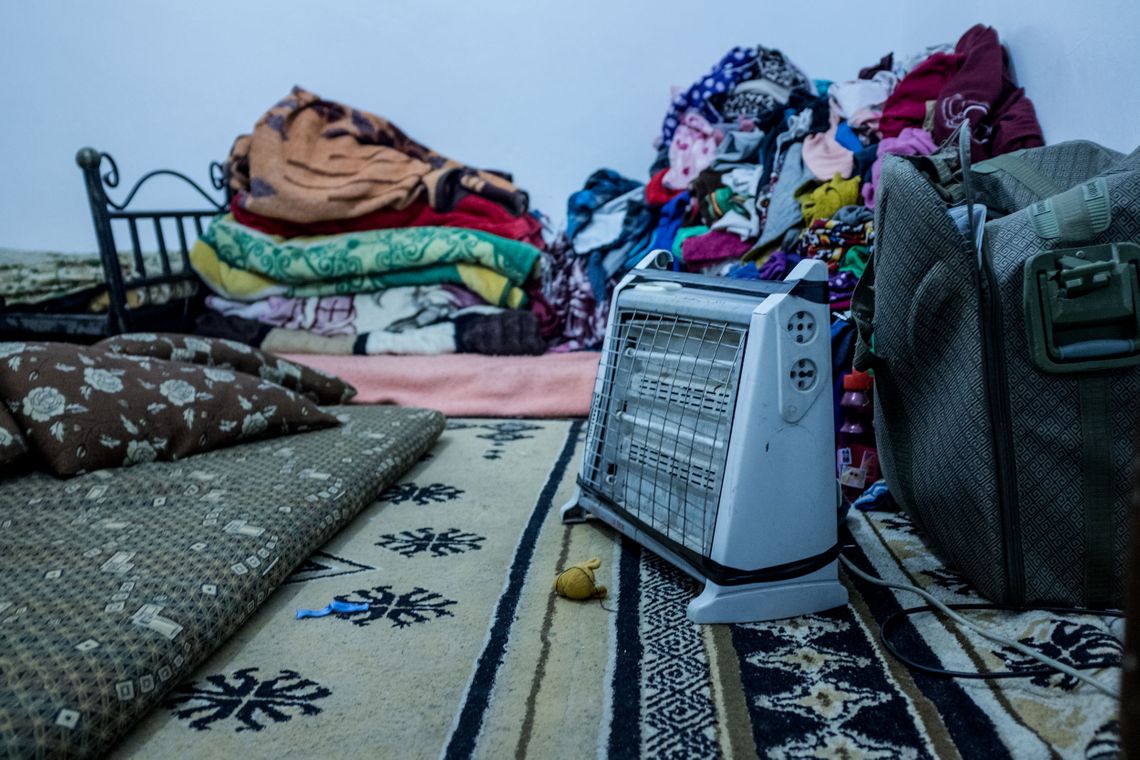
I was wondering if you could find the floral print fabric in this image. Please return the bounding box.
[0,405,444,757]
[540,234,609,352]
[0,342,339,477]
[0,403,27,466]
[97,333,356,404]
[663,112,721,191]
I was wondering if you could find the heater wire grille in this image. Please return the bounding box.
[582,308,747,556]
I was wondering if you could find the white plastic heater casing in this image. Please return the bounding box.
[562,251,847,623]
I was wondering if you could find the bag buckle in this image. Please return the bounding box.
[1024,242,1140,373]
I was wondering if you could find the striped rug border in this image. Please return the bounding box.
[607,539,644,758]
[442,420,583,759]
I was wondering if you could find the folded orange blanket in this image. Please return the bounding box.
[228,87,529,223]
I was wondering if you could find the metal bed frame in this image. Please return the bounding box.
[0,148,230,340]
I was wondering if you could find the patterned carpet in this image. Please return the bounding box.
[111,419,1122,759]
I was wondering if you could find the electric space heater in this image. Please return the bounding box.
[562,251,847,623]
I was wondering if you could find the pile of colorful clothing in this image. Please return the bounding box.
[561,23,1044,350]
[188,25,1044,361]
[551,23,1044,498]
[190,87,558,356]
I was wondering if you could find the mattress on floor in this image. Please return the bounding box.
[281,351,601,417]
[0,405,445,759]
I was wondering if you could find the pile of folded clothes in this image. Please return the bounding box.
[184,26,1044,359]
[561,23,1044,342]
[191,87,558,356]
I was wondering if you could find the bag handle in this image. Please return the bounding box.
[958,126,981,259]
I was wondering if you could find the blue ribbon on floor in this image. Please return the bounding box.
[295,600,370,620]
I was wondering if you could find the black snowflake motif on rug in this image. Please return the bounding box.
[333,584,457,628]
[918,567,974,596]
[379,481,465,506]
[997,619,1123,690]
[877,514,918,535]
[376,527,486,558]
[445,420,544,460]
[166,668,330,732]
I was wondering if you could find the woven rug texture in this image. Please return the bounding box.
[112,419,1122,759]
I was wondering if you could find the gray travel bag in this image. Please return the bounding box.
[853,127,1140,607]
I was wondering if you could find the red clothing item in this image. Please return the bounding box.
[524,281,561,340]
[931,24,1043,159]
[983,87,1045,159]
[879,52,961,139]
[231,192,545,247]
[880,25,1043,160]
[645,168,683,207]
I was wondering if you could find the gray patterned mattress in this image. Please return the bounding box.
[0,405,445,758]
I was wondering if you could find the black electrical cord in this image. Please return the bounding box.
[879,602,1123,681]
[837,537,1122,687]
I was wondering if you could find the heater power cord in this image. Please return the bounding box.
[838,555,1121,699]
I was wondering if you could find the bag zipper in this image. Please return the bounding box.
[977,247,1026,604]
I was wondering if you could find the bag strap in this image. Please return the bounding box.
[971,152,1063,201]
[1079,374,1115,606]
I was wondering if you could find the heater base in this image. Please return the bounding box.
[564,492,848,624]
[560,491,589,524]
[687,569,848,624]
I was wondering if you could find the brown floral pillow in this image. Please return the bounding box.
[96,333,356,404]
[0,403,27,467]
[0,341,339,477]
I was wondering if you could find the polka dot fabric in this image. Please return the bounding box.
[659,45,814,146]
[660,47,755,146]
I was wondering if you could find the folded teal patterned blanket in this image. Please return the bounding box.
[190,215,541,307]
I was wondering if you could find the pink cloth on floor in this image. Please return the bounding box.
[281,351,601,417]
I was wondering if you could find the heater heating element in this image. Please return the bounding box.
[563,252,847,623]
[583,312,745,557]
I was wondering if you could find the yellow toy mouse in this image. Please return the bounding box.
[554,557,608,600]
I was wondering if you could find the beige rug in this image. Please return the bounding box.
[110,419,1122,759]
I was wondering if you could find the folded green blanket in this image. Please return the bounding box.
[190,214,541,307]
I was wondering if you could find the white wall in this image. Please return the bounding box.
[1,0,1136,252]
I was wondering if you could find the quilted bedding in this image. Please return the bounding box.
[0,405,444,758]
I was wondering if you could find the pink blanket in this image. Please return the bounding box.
[281,352,600,417]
